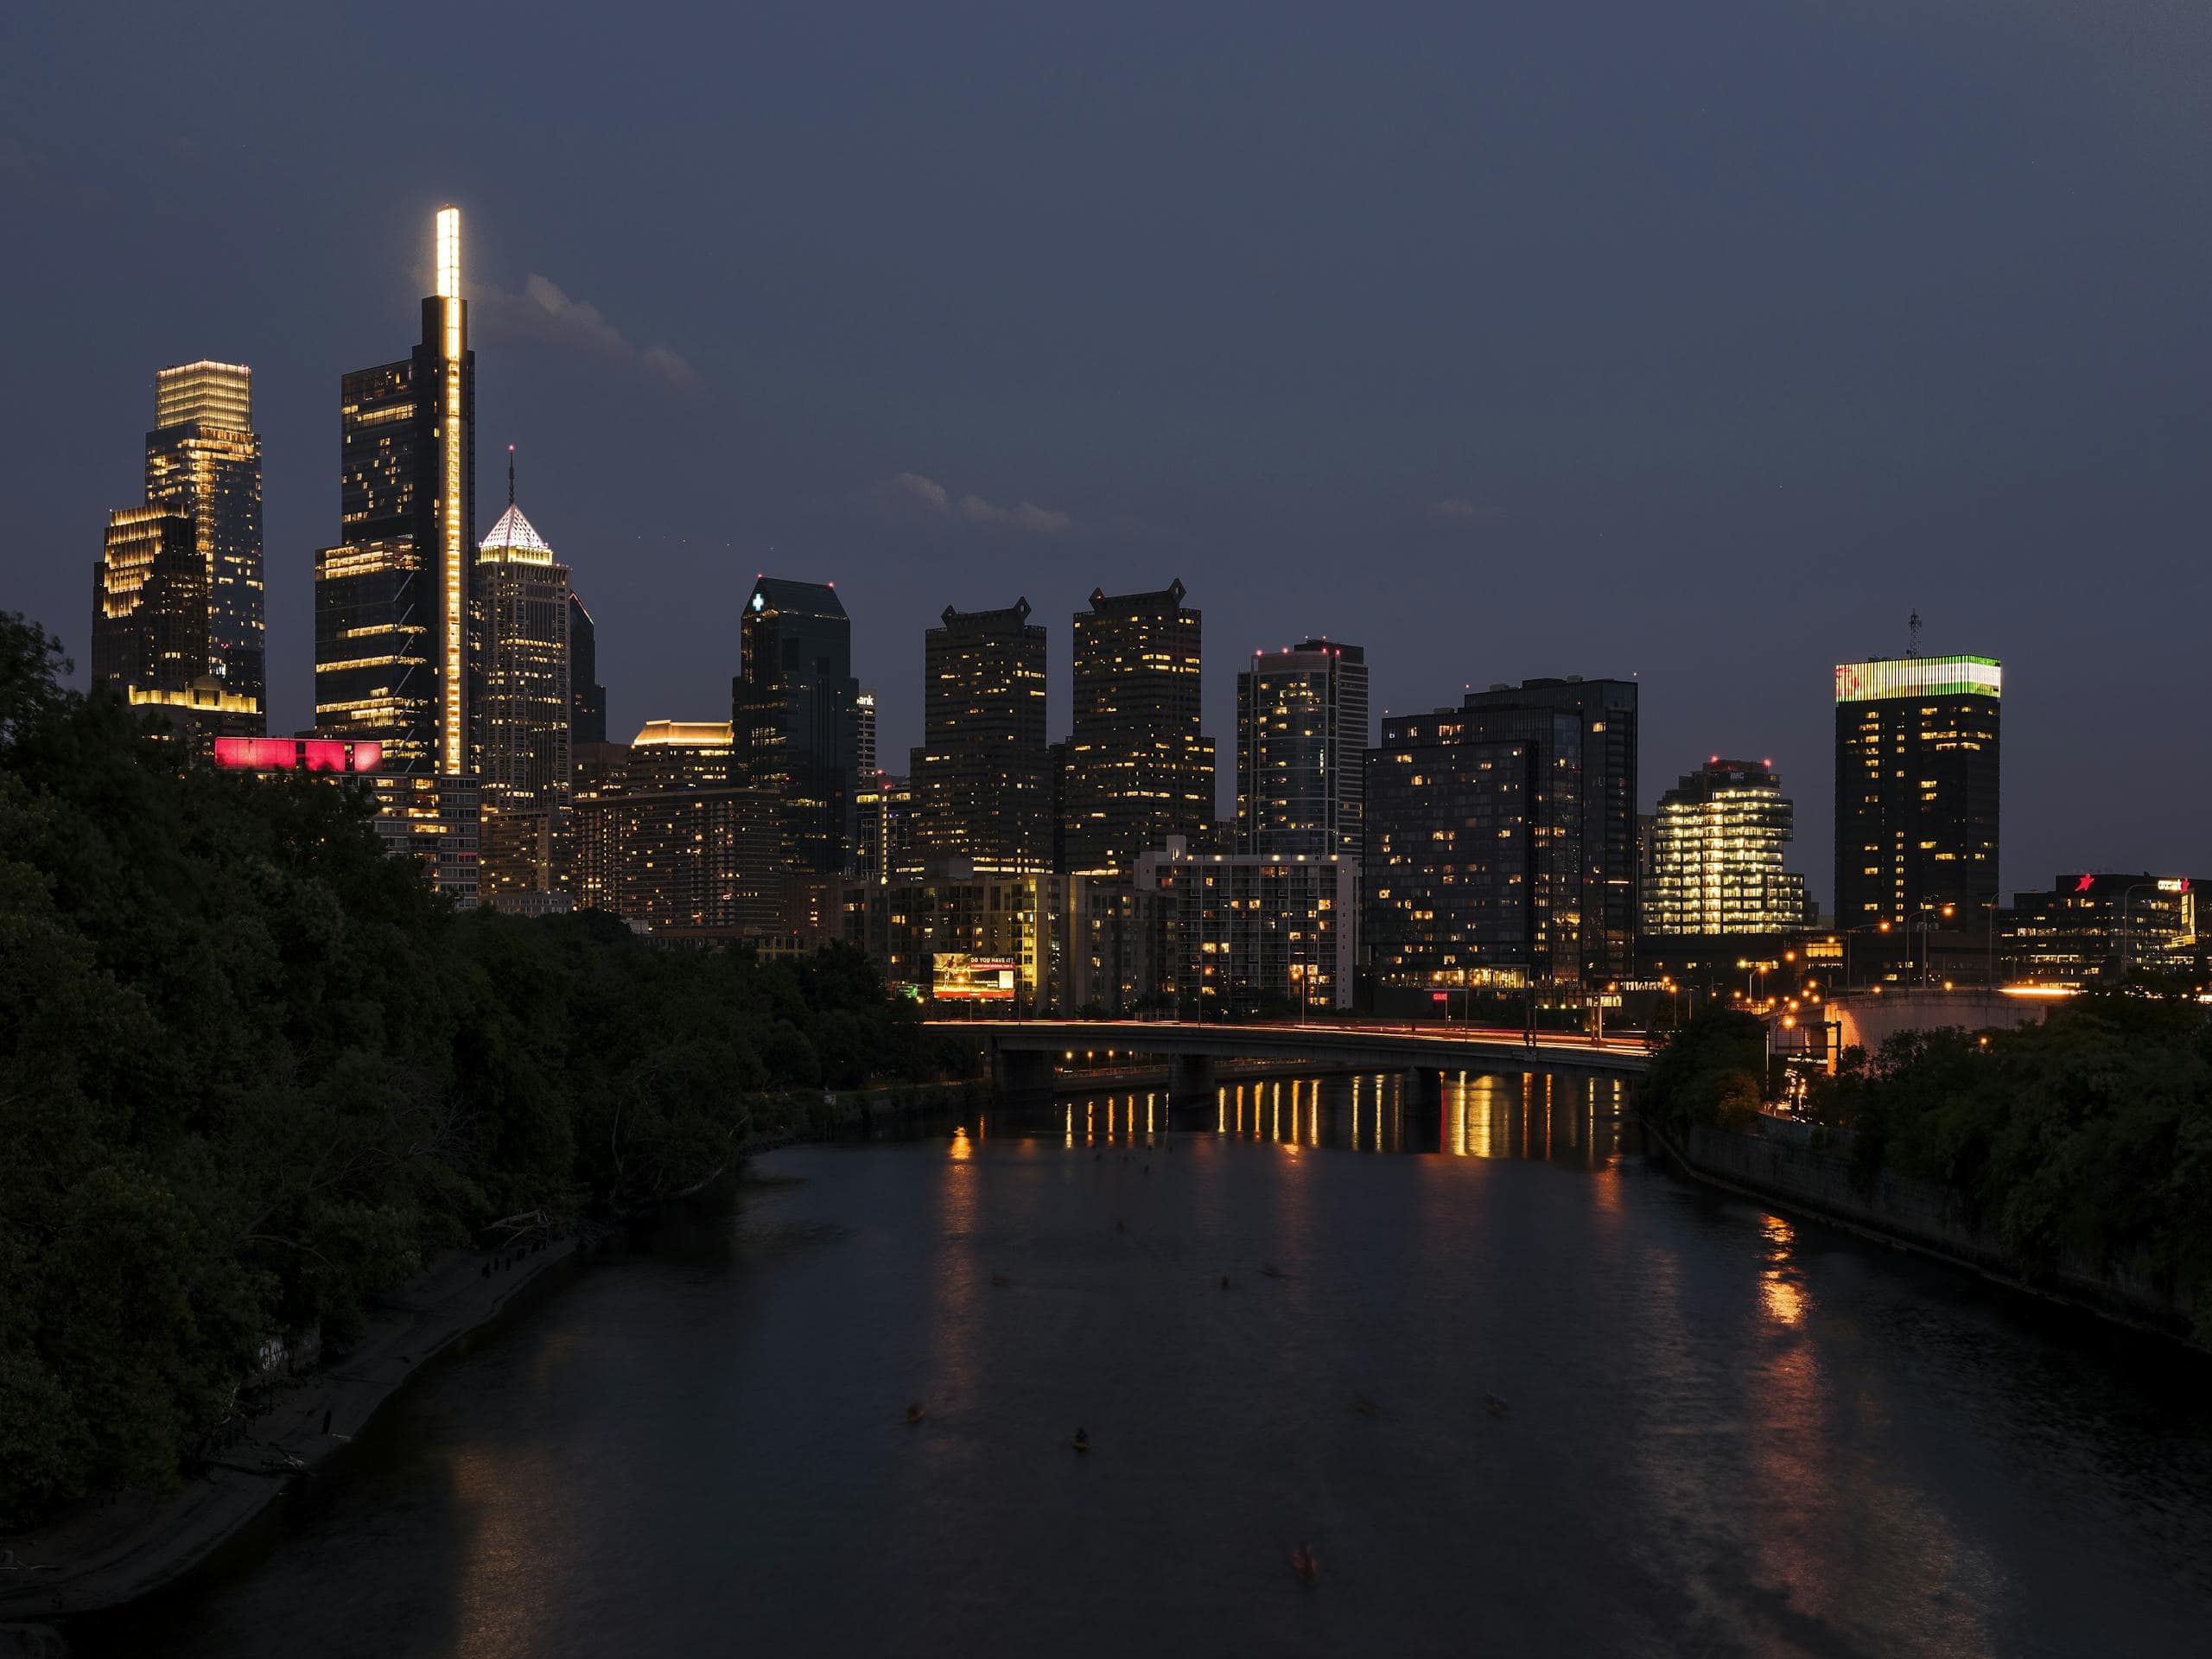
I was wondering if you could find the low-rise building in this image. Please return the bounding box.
[2000,873,2208,988]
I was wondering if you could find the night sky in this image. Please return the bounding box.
[6,2,2209,899]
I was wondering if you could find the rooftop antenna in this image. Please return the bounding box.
[507,444,516,508]
[1907,609,1922,658]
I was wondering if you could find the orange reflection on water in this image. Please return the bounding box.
[1759,1215,1806,1327]
[949,1125,972,1160]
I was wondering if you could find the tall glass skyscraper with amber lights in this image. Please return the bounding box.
[144,361,264,715]
[1063,579,1215,874]
[474,474,573,899]
[1236,639,1368,859]
[910,598,1051,870]
[94,361,264,729]
[315,207,475,776]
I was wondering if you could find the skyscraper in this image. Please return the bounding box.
[315,207,475,776]
[1363,676,1637,1001]
[1833,653,2001,932]
[910,598,1052,871]
[92,505,203,697]
[731,576,861,874]
[144,361,264,718]
[1236,639,1370,858]
[1645,759,1812,937]
[569,593,607,746]
[855,687,877,777]
[474,467,573,899]
[1063,580,1215,874]
[1459,677,1640,980]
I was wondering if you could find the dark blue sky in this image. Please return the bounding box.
[6,1,2209,899]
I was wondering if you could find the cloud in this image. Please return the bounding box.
[1429,498,1497,521]
[469,272,697,386]
[874,472,1073,535]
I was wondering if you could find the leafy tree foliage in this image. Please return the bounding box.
[0,613,959,1523]
[1648,994,2212,1340]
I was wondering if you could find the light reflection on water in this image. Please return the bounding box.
[1037,1069,1633,1166]
[69,1067,2212,1659]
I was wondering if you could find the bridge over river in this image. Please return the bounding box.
[928,1019,1649,1103]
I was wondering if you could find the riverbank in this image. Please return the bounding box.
[0,1236,586,1630]
[0,1081,976,1635]
[1643,1113,2206,1351]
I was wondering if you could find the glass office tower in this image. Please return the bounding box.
[732,576,861,874]
[910,598,1052,871]
[315,207,475,775]
[144,360,264,719]
[1063,579,1215,874]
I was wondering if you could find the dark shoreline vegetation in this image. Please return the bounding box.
[1643,1002,2212,1342]
[0,613,979,1527]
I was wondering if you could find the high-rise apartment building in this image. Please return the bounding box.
[1135,840,1357,1014]
[732,576,861,874]
[143,361,264,717]
[1645,759,1813,938]
[1063,580,1215,874]
[1236,639,1369,858]
[570,720,785,937]
[1365,677,1637,1002]
[1459,677,1639,980]
[569,593,607,746]
[1833,655,2001,932]
[92,505,203,699]
[315,207,475,776]
[474,483,572,899]
[910,598,1051,871]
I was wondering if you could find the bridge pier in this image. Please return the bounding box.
[992,1045,1055,1101]
[1168,1052,1217,1104]
[1405,1067,1443,1109]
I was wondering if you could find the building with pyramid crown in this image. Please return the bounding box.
[474,486,573,901]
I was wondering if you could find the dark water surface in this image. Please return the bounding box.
[78,1073,2212,1657]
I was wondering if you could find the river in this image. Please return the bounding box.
[72,1071,2212,1657]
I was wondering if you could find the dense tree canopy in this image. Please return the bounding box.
[0,613,965,1523]
[1647,997,2212,1341]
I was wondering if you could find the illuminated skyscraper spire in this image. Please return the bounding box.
[435,205,468,776]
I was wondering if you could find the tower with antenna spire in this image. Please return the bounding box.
[474,446,575,901]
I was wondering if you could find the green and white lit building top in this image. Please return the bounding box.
[1834,656,2002,703]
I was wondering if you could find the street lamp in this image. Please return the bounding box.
[1838,919,1892,991]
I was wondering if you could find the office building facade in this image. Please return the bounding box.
[732,576,861,874]
[92,505,203,699]
[1236,640,1369,859]
[143,360,264,718]
[911,598,1052,870]
[1833,655,2002,935]
[569,593,607,745]
[571,721,786,938]
[474,497,572,899]
[1645,759,1813,938]
[1064,580,1216,874]
[1999,873,2205,988]
[315,207,476,775]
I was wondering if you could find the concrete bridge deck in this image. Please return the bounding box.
[927,1018,1649,1102]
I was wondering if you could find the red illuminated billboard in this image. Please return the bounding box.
[213,737,382,774]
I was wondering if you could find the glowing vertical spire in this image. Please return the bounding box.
[437,204,467,775]
[435,206,461,299]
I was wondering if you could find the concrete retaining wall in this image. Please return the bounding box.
[1665,1122,2199,1344]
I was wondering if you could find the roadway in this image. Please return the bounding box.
[925,1017,1649,1078]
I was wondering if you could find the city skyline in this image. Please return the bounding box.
[10,3,2212,895]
